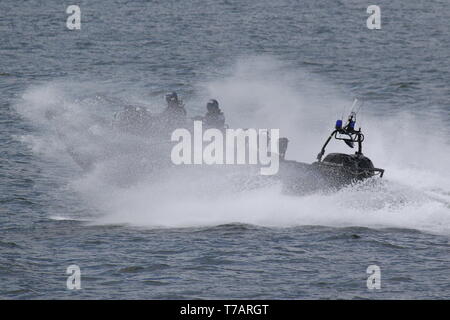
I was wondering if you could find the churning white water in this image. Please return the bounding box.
[16,57,450,235]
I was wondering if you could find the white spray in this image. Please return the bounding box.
[14,56,450,235]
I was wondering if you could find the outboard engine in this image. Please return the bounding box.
[275,101,384,195]
[321,153,380,179]
[315,110,384,180]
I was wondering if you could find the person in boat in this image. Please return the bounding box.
[160,91,187,129]
[196,99,225,129]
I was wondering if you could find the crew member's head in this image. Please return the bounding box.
[206,99,219,113]
[165,92,179,107]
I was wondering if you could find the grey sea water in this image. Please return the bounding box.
[1,0,450,299]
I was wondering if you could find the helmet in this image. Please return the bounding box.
[165,91,179,103]
[206,99,219,112]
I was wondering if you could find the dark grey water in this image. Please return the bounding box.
[1,0,449,299]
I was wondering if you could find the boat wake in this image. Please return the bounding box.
[14,57,450,235]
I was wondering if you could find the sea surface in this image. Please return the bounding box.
[1,0,449,299]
